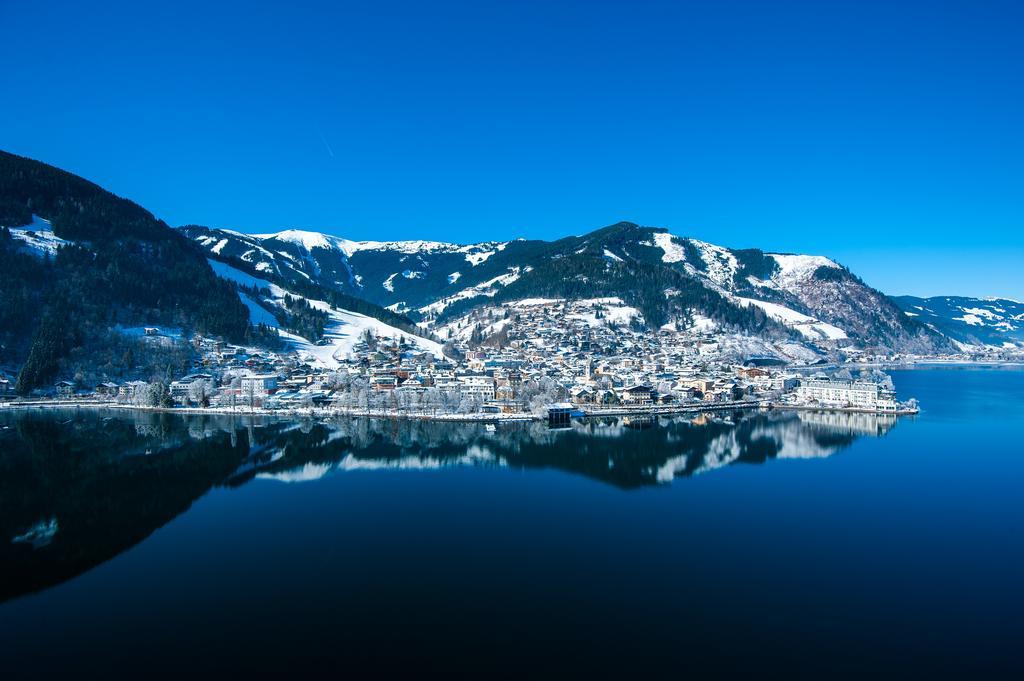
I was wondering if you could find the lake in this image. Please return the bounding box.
[1,367,1022,676]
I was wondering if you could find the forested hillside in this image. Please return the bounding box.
[0,150,250,392]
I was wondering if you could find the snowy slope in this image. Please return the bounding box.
[207,259,444,367]
[6,215,70,255]
[893,295,1024,347]
[186,222,953,352]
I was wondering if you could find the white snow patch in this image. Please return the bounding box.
[653,232,686,263]
[208,260,443,367]
[690,239,739,289]
[419,267,525,316]
[239,293,279,328]
[8,215,70,255]
[465,249,496,266]
[448,271,461,284]
[959,306,999,320]
[207,259,273,289]
[954,314,984,326]
[736,297,847,340]
[768,254,839,290]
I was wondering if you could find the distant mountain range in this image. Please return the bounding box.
[893,296,1024,348]
[2,149,1018,393]
[182,222,956,353]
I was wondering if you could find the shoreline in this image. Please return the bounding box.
[0,398,914,421]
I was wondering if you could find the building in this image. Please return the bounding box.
[119,381,148,398]
[795,378,897,411]
[96,382,119,397]
[55,381,75,398]
[240,374,278,398]
[458,375,496,400]
[620,385,655,406]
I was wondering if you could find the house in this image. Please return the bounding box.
[55,381,75,398]
[620,385,655,406]
[95,382,119,397]
[570,386,596,404]
[119,381,148,398]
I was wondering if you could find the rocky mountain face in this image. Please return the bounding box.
[893,296,1024,348]
[184,221,955,353]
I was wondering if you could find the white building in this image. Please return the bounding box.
[240,374,278,397]
[795,378,897,411]
[458,375,496,400]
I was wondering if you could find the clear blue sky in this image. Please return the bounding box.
[2,0,1021,298]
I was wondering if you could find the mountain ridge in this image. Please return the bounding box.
[182,221,955,353]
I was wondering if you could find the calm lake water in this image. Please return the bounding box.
[1,367,1022,676]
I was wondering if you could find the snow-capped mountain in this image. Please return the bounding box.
[180,224,536,311]
[183,221,953,353]
[893,296,1024,348]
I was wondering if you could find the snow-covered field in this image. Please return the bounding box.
[736,297,847,340]
[8,215,69,255]
[208,259,443,368]
[418,267,527,316]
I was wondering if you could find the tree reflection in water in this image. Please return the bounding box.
[0,407,896,602]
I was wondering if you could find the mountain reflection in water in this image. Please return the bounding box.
[0,407,896,602]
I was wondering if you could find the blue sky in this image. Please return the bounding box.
[2,0,1022,298]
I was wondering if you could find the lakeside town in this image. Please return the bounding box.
[2,296,994,420]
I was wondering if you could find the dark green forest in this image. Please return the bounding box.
[0,150,250,392]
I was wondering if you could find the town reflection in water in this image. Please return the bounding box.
[0,407,897,602]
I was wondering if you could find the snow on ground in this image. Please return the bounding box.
[8,215,70,255]
[510,298,562,307]
[690,239,738,288]
[654,232,686,263]
[252,228,508,260]
[208,259,443,368]
[256,229,342,251]
[603,248,624,262]
[208,259,273,289]
[736,297,847,340]
[210,238,228,254]
[402,270,425,279]
[439,316,512,342]
[768,253,839,290]
[690,314,717,333]
[240,293,279,328]
[567,301,642,327]
[448,272,461,284]
[119,326,185,339]
[465,249,496,266]
[383,273,397,292]
[954,313,984,326]
[419,267,526,316]
[959,306,1000,320]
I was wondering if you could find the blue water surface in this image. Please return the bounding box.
[0,367,1021,677]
